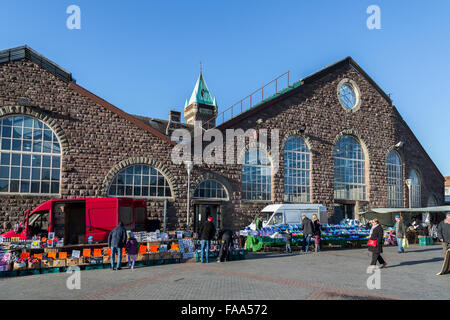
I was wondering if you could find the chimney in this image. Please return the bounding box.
[169,110,181,123]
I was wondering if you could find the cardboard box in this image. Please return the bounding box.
[89,257,103,265]
[66,258,79,266]
[28,261,40,270]
[135,254,145,262]
[41,260,53,268]
[53,259,67,267]
[44,248,58,253]
[13,262,27,271]
[103,256,111,264]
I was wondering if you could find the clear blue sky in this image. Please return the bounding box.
[1,1,449,175]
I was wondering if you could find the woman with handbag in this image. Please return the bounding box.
[368,219,387,269]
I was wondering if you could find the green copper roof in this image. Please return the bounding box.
[188,73,217,107]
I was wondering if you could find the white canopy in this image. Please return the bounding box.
[360,206,450,215]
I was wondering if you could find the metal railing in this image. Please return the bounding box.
[202,71,290,130]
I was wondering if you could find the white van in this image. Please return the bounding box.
[248,204,328,230]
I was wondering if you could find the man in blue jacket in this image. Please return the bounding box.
[108,222,128,270]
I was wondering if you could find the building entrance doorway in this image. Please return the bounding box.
[333,204,355,223]
[193,204,222,234]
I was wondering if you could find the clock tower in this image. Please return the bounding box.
[184,72,218,128]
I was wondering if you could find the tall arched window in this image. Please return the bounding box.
[242,149,271,201]
[108,165,172,198]
[284,136,311,203]
[334,135,366,200]
[387,150,402,207]
[0,115,61,194]
[408,169,421,208]
[194,180,228,200]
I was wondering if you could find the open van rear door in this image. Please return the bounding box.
[86,198,118,242]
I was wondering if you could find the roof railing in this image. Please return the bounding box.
[203,71,290,130]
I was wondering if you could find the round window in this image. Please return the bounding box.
[337,79,361,112]
[339,83,356,109]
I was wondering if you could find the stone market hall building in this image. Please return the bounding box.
[0,45,444,233]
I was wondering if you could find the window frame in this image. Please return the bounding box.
[283,136,311,203]
[387,150,403,208]
[333,135,367,201]
[0,115,62,196]
[241,149,272,202]
[107,164,173,199]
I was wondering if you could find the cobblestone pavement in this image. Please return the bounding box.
[0,244,448,300]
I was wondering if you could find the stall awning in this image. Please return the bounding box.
[361,206,450,215]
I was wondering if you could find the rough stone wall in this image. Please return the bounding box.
[0,58,444,233]
[0,59,190,233]
[193,64,444,230]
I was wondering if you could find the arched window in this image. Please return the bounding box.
[108,165,172,198]
[242,149,271,201]
[387,150,402,207]
[334,135,366,200]
[408,169,421,208]
[283,136,310,203]
[0,115,61,194]
[194,180,228,200]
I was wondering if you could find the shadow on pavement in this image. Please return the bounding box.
[387,257,443,268]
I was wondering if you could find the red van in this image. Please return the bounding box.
[0,197,147,244]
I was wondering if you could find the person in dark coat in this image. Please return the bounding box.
[217,229,234,262]
[368,219,387,269]
[125,232,139,271]
[437,213,450,256]
[199,216,216,263]
[301,215,314,253]
[312,214,322,253]
[108,221,128,270]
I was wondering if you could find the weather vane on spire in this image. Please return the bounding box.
[200,61,202,75]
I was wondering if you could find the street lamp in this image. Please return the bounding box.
[406,178,412,209]
[184,160,193,231]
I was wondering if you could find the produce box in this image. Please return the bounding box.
[14,262,27,271]
[53,259,67,267]
[41,260,53,268]
[66,258,79,266]
[89,257,103,265]
[135,254,146,262]
[28,261,40,270]
[103,256,111,264]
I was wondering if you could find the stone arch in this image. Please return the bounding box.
[0,105,70,155]
[280,131,313,152]
[190,172,233,201]
[100,157,177,198]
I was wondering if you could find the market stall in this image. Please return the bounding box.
[242,221,371,252]
[0,230,191,278]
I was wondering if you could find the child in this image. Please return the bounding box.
[285,229,293,254]
[125,232,139,270]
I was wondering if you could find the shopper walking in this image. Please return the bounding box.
[199,216,216,263]
[218,228,233,262]
[437,213,450,256]
[285,229,293,254]
[368,219,387,269]
[394,215,406,254]
[301,215,314,253]
[312,214,321,253]
[108,221,127,270]
[125,232,139,271]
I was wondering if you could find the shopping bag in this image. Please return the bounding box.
[367,239,377,247]
[402,237,409,248]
